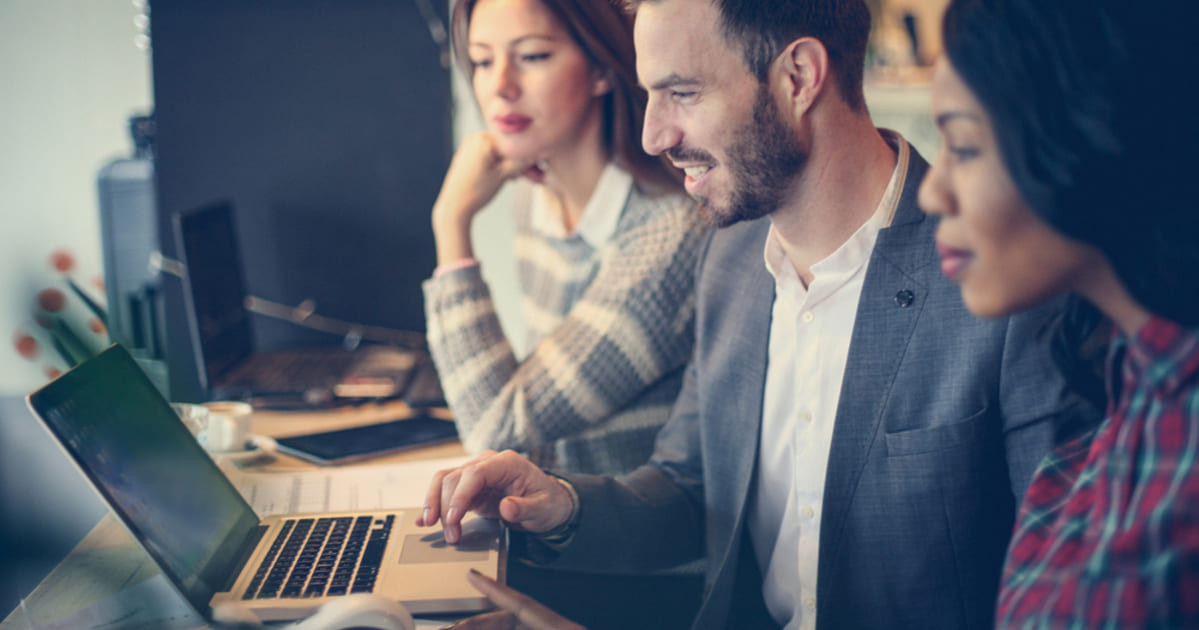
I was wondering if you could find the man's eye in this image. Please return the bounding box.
[671,91,697,101]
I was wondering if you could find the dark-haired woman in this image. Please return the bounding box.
[919,0,1199,625]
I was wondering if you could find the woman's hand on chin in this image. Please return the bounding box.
[431,133,536,264]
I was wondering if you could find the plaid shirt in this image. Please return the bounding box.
[997,316,1199,628]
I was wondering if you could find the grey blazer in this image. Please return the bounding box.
[549,152,1098,629]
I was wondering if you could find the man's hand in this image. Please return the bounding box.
[416,450,575,544]
[441,570,586,630]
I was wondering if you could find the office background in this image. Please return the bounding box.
[0,0,529,400]
[0,1,152,396]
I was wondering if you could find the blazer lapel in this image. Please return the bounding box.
[817,158,935,598]
[697,219,775,625]
[711,219,774,519]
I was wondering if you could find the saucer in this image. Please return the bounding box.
[212,434,278,464]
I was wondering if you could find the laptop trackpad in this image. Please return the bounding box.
[401,520,497,564]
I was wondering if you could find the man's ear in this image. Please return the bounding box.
[773,37,829,118]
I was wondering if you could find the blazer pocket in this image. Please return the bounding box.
[885,406,987,456]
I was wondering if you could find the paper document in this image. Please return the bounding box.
[221,456,470,516]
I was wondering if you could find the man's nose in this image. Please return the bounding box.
[642,97,682,156]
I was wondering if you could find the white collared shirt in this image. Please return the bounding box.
[749,131,909,630]
[528,162,631,248]
[522,163,632,347]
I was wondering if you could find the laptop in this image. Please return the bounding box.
[173,200,420,404]
[26,344,504,623]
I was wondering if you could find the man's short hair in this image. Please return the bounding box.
[630,0,872,111]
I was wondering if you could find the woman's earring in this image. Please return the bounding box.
[593,71,613,96]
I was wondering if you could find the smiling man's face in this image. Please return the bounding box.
[635,0,806,226]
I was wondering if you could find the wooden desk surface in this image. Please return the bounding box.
[1,402,465,629]
[249,400,465,470]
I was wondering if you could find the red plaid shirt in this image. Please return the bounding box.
[997,316,1199,628]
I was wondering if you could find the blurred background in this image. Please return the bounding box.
[1,3,151,613]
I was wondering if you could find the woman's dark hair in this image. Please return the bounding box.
[451,0,682,195]
[1048,296,1111,415]
[941,0,1199,327]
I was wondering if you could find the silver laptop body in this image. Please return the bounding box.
[26,344,503,623]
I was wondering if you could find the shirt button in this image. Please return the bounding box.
[801,311,815,323]
[802,506,815,519]
[805,596,816,611]
[801,411,813,423]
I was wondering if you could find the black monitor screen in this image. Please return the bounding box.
[174,201,253,388]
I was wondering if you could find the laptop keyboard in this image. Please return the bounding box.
[243,514,395,600]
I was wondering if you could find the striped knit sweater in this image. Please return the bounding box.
[423,166,708,475]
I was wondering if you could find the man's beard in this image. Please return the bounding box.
[674,84,807,228]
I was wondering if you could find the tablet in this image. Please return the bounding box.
[274,415,459,465]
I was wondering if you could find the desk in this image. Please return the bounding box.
[250,403,465,470]
[0,400,465,630]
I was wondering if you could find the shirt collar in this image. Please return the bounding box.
[1116,315,1199,397]
[529,162,632,248]
[763,130,911,287]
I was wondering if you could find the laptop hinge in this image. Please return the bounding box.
[219,524,269,594]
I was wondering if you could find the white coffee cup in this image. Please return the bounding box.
[200,401,253,452]
[170,403,211,438]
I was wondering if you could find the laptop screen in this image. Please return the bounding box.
[174,200,254,390]
[27,344,261,615]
